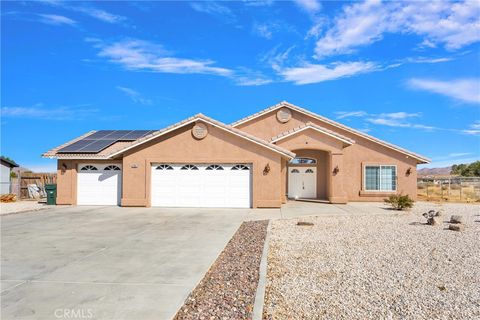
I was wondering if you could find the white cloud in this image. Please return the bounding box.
[116,86,153,105]
[253,22,278,39]
[378,112,420,119]
[448,152,472,157]
[37,14,76,26]
[280,61,378,85]
[335,111,367,119]
[73,6,126,24]
[462,121,480,135]
[294,0,321,13]
[408,78,480,104]
[1,104,99,120]
[94,39,233,76]
[314,0,480,58]
[39,1,126,24]
[190,2,235,21]
[243,0,274,6]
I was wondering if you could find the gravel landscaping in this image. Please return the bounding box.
[175,220,269,320]
[263,202,480,320]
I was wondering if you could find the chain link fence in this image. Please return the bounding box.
[418,177,480,202]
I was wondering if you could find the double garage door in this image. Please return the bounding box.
[151,163,252,208]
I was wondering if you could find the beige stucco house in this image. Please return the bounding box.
[43,101,429,208]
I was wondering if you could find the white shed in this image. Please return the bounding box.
[1,157,19,195]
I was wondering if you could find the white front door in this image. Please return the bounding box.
[288,167,316,199]
[77,164,122,205]
[151,163,251,208]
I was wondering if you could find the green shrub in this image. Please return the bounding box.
[384,194,414,210]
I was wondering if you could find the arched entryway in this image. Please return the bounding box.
[287,149,329,200]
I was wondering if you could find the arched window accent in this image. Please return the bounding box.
[291,169,300,173]
[290,157,316,164]
[80,165,97,171]
[231,164,249,170]
[156,164,173,170]
[105,165,121,171]
[305,169,314,173]
[181,164,199,170]
[206,165,224,170]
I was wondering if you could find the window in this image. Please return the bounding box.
[365,165,396,191]
[104,165,121,171]
[291,169,300,173]
[156,164,173,170]
[206,165,224,170]
[180,164,199,170]
[80,165,97,171]
[290,157,316,164]
[305,169,314,173]
[232,164,249,170]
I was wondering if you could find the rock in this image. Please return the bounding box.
[448,224,464,232]
[450,215,463,224]
[297,221,314,226]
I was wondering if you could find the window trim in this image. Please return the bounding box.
[363,164,397,192]
[290,157,317,165]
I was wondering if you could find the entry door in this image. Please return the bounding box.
[151,163,251,208]
[288,167,316,199]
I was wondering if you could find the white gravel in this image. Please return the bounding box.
[263,202,480,320]
[0,201,47,215]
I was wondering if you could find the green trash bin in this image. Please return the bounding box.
[45,184,57,205]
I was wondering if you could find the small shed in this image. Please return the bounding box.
[1,156,19,195]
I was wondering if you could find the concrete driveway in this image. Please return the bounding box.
[1,206,250,320]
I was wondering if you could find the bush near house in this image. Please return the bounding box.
[384,194,414,210]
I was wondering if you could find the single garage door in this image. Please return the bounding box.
[77,164,122,205]
[151,163,251,208]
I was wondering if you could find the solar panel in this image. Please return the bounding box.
[57,130,156,153]
[57,140,96,153]
[77,140,117,153]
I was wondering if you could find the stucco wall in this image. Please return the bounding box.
[236,109,419,201]
[121,122,284,208]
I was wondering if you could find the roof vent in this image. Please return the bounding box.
[192,122,208,139]
[277,108,292,123]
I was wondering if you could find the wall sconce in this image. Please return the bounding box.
[61,163,67,174]
[406,167,412,176]
[263,163,270,175]
[131,164,138,168]
[333,165,340,175]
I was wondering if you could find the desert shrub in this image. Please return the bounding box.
[384,194,414,210]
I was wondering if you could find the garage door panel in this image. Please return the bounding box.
[151,163,251,208]
[77,164,122,206]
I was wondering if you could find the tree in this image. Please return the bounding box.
[450,161,480,177]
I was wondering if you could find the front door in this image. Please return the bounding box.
[288,167,316,199]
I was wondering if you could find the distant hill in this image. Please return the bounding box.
[418,166,453,177]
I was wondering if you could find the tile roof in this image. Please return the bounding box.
[43,114,296,160]
[232,101,430,163]
[270,122,356,145]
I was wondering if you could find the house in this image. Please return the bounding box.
[43,101,429,208]
[1,156,19,195]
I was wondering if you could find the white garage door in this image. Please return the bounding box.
[77,164,122,205]
[151,163,251,208]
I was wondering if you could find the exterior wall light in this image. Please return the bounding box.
[333,165,340,175]
[263,163,270,175]
[61,163,67,174]
[406,167,412,176]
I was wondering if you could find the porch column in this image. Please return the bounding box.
[328,152,348,204]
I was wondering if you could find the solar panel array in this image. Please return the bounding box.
[58,130,156,153]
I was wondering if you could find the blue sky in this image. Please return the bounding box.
[1,0,479,171]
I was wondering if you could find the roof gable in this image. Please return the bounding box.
[232,101,430,163]
[270,122,355,146]
[44,114,295,160]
